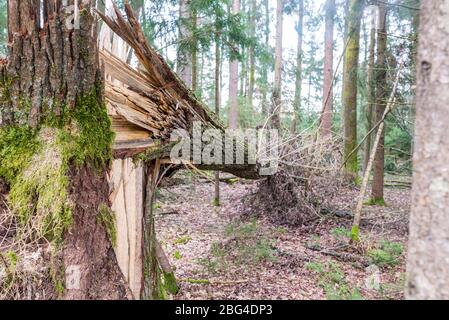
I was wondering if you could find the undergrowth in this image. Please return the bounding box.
[305,260,364,300]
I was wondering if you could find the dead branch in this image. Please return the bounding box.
[351,64,404,241]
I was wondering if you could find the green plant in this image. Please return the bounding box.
[240,238,277,263]
[173,251,182,260]
[225,219,258,238]
[306,235,322,250]
[174,235,192,245]
[276,226,288,235]
[331,227,351,240]
[306,260,364,300]
[367,240,403,267]
[364,198,387,206]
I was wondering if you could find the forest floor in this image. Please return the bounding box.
[156,172,411,300]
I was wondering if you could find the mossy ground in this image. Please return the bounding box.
[364,198,387,206]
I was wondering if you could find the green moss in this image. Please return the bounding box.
[52,89,114,168]
[8,128,72,244]
[0,85,114,247]
[50,260,66,298]
[133,141,177,165]
[354,175,362,187]
[97,204,117,248]
[5,250,18,269]
[364,198,387,206]
[0,126,40,184]
[350,225,360,242]
[163,271,179,295]
[212,198,220,207]
[183,278,211,284]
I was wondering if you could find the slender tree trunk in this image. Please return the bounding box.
[341,0,350,129]
[261,0,270,117]
[214,33,221,206]
[371,2,388,202]
[1,0,127,299]
[343,0,364,178]
[363,13,376,173]
[320,0,336,137]
[270,0,283,130]
[228,0,240,129]
[406,0,449,300]
[191,10,198,92]
[292,0,304,131]
[247,0,256,112]
[177,0,193,87]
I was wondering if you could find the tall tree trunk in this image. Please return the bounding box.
[371,2,387,202]
[228,0,240,129]
[214,33,221,206]
[247,0,256,112]
[320,0,336,137]
[343,0,364,178]
[406,0,449,300]
[270,0,283,130]
[292,0,304,131]
[1,0,127,299]
[341,0,350,129]
[261,0,270,117]
[363,12,376,173]
[177,0,193,87]
[191,10,198,92]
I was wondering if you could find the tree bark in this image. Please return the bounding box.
[1,0,127,299]
[320,0,336,137]
[406,0,449,300]
[261,0,270,117]
[228,0,240,129]
[214,31,221,206]
[247,0,256,112]
[341,0,350,131]
[292,0,304,131]
[177,0,193,88]
[142,160,164,299]
[371,2,388,201]
[270,0,283,130]
[363,12,376,174]
[342,0,364,177]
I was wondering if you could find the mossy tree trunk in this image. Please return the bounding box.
[342,0,364,178]
[0,0,127,299]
